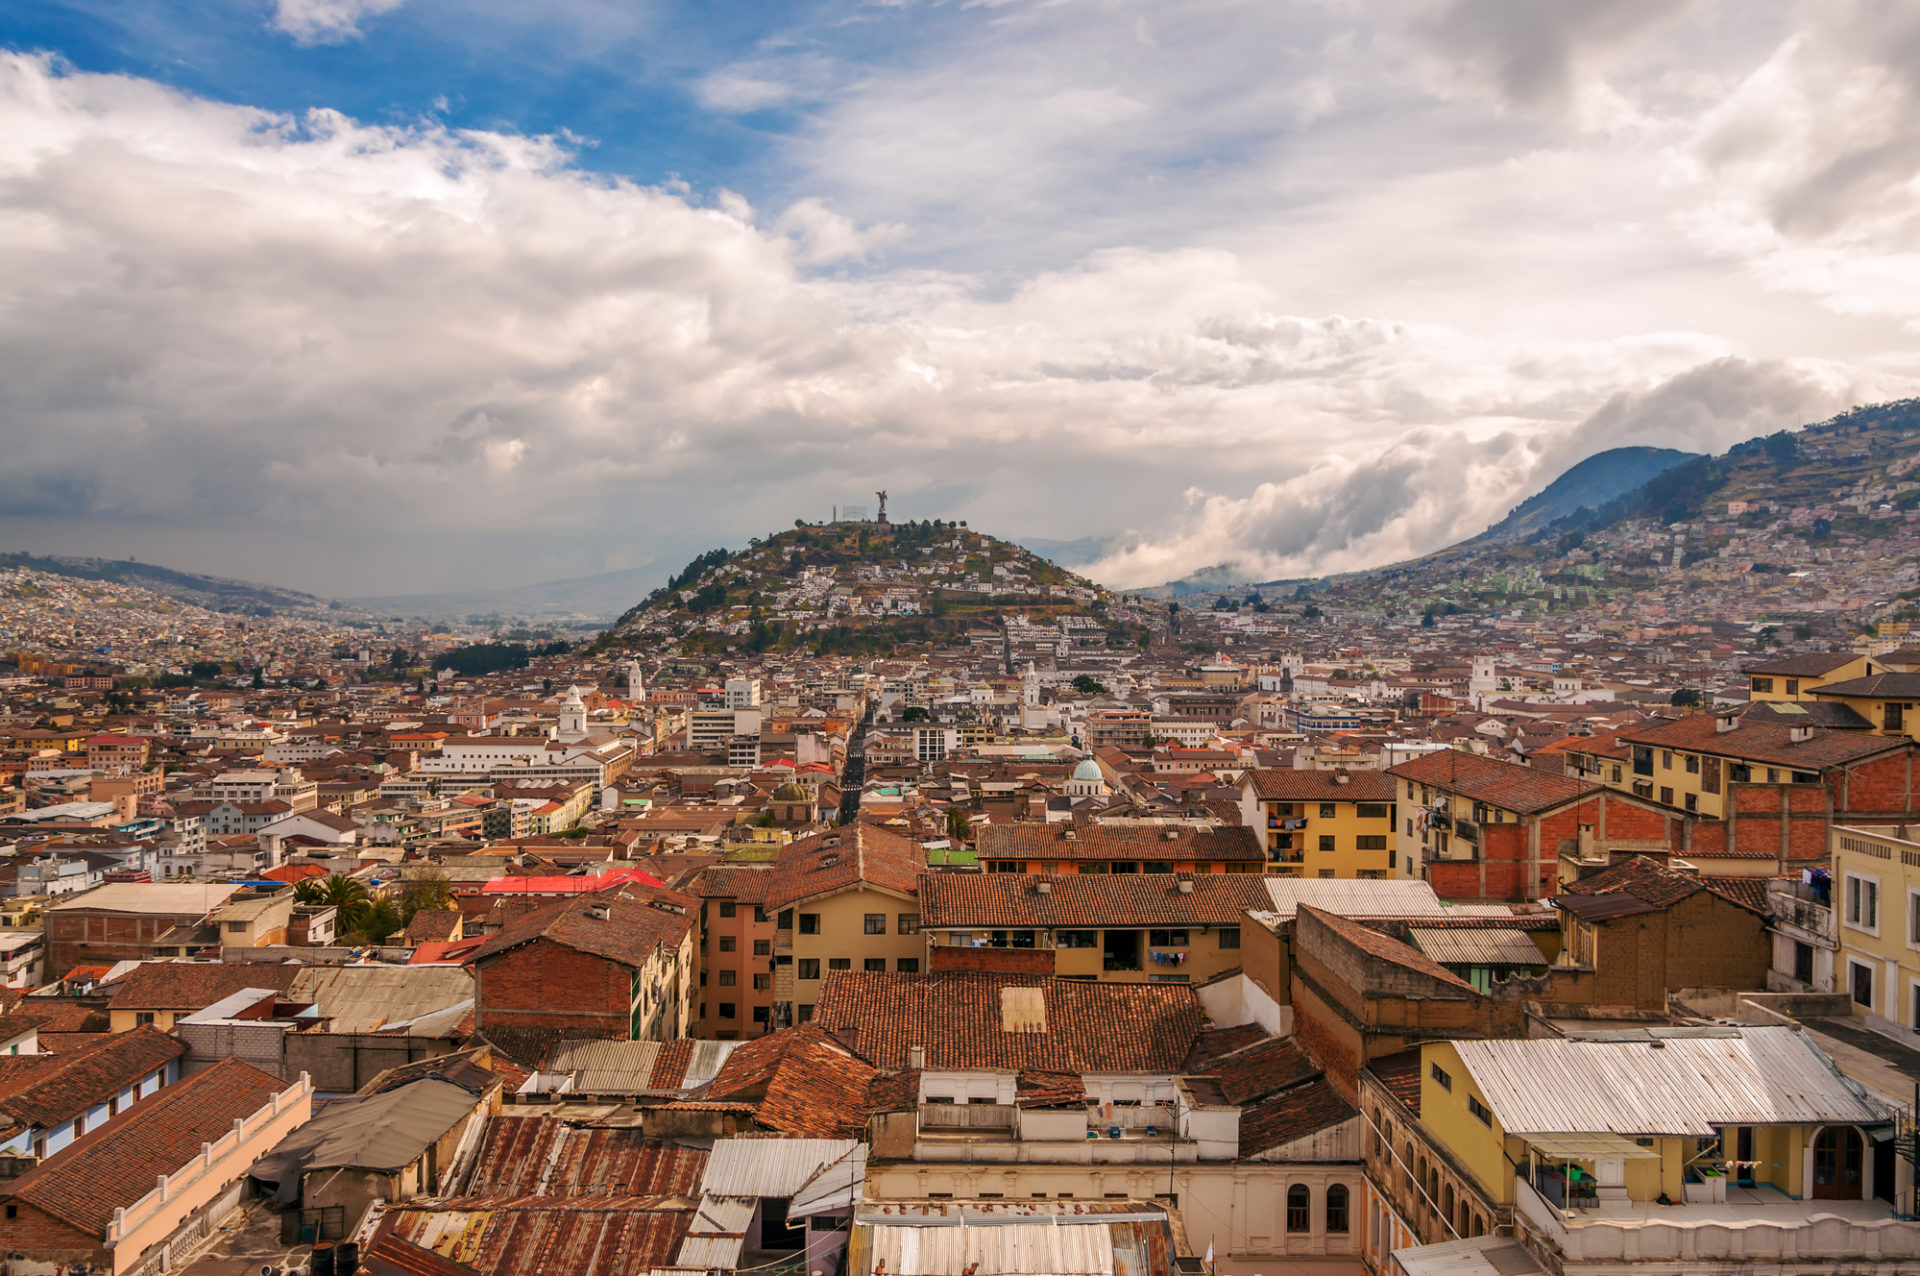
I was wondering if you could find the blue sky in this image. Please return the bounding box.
[1,1,1917,597]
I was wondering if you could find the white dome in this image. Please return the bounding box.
[1071,758,1103,782]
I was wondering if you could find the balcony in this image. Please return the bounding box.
[1513,1174,1916,1265]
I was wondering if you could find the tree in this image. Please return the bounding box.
[251,669,266,690]
[353,897,404,945]
[1072,675,1109,695]
[397,871,453,924]
[901,706,931,722]
[1670,688,1703,708]
[946,805,972,842]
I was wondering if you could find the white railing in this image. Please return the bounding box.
[108,1073,311,1246]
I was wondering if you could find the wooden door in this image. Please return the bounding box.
[1813,1126,1863,1199]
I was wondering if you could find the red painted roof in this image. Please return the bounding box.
[477,867,663,895]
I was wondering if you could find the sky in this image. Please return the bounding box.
[2,0,1919,599]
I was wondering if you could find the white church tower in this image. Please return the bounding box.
[557,685,589,741]
[627,659,645,703]
[1023,661,1040,707]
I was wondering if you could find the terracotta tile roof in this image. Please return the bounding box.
[1245,770,1397,802]
[105,961,300,1011]
[684,865,772,906]
[464,884,696,971]
[1557,856,1771,918]
[1209,1036,1322,1106]
[1388,750,1597,816]
[404,909,463,942]
[812,971,1205,1073]
[1297,907,1478,993]
[918,873,1270,929]
[976,822,1264,863]
[1239,1078,1354,1156]
[0,1057,285,1239]
[1015,1068,1086,1109]
[753,1033,886,1138]
[1181,1024,1268,1073]
[1367,1049,1422,1116]
[762,824,924,911]
[1615,712,1902,770]
[0,1026,185,1130]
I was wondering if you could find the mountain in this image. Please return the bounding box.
[350,564,664,625]
[0,552,355,618]
[1018,536,1115,569]
[1278,397,1920,627]
[1478,446,1701,543]
[599,520,1153,656]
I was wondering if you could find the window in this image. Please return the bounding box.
[1852,960,1875,1008]
[1217,927,1240,949]
[1318,835,1337,852]
[1685,793,1698,813]
[718,970,736,986]
[1661,750,1673,769]
[1058,929,1097,948]
[864,914,887,935]
[1326,1184,1349,1233]
[699,972,708,986]
[799,913,821,934]
[1729,763,1751,783]
[718,1002,736,1019]
[797,959,820,980]
[1357,803,1389,819]
[1318,803,1338,819]
[753,973,770,990]
[718,935,736,953]
[753,1006,770,1024]
[899,913,920,934]
[135,1012,155,1027]
[897,957,920,973]
[1846,874,1881,932]
[1356,835,1388,851]
[1430,1062,1451,1091]
[1468,1095,1492,1126]
[865,958,887,972]
[1148,929,1189,947]
[1685,753,1700,774]
[1752,676,1774,693]
[778,909,794,929]
[718,901,736,918]
[753,940,770,956]
[754,905,769,923]
[1611,765,1622,783]
[1632,745,1653,777]
[1286,1184,1310,1233]
[1890,703,1907,732]
[797,1004,814,1022]
[1660,786,1673,805]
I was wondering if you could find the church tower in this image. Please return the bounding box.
[557,685,589,740]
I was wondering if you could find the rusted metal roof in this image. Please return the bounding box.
[377,1195,696,1276]
[463,1116,708,1197]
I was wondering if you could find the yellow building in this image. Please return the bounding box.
[1360,1030,1901,1274]
[1744,652,1874,702]
[1236,769,1397,878]
[1808,673,1920,739]
[767,824,925,1027]
[1832,824,1920,1030]
[915,872,1267,984]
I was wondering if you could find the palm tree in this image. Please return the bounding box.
[294,875,370,931]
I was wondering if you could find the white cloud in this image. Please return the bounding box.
[4,0,1920,595]
[271,0,407,45]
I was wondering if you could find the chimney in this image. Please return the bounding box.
[1062,829,1076,841]
[1789,724,1815,744]
[1036,881,1052,895]
[1178,879,1193,894]
[1164,828,1180,840]
[1715,713,1739,734]
[1334,770,1350,785]
[586,902,611,921]
[907,1045,924,1070]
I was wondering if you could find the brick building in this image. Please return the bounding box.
[1550,856,1772,1011]
[686,864,777,1038]
[43,882,242,976]
[1390,750,1672,902]
[465,885,697,1063]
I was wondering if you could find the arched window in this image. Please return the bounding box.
[1457,1202,1469,1236]
[1327,1184,1350,1234]
[1287,1184,1312,1233]
[1471,1213,1485,1238]
[1442,1183,1454,1221]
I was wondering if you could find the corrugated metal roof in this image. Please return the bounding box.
[700,1137,861,1197]
[288,965,474,1034]
[686,1196,756,1236]
[548,1039,662,1091]
[673,1235,744,1268]
[682,1040,736,1089]
[1254,879,1517,923]
[867,1222,1116,1276]
[1406,928,1546,966]
[1391,1235,1544,1276]
[789,1146,867,1218]
[1450,1027,1888,1137]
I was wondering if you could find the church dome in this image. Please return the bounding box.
[1071,758,1103,782]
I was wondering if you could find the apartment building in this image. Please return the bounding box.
[1745,651,1874,702]
[917,872,1268,983]
[1239,769,1398,877]
[688,865,777,1038]
[767,824,925,1028]
[1832,824,1920,1031]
